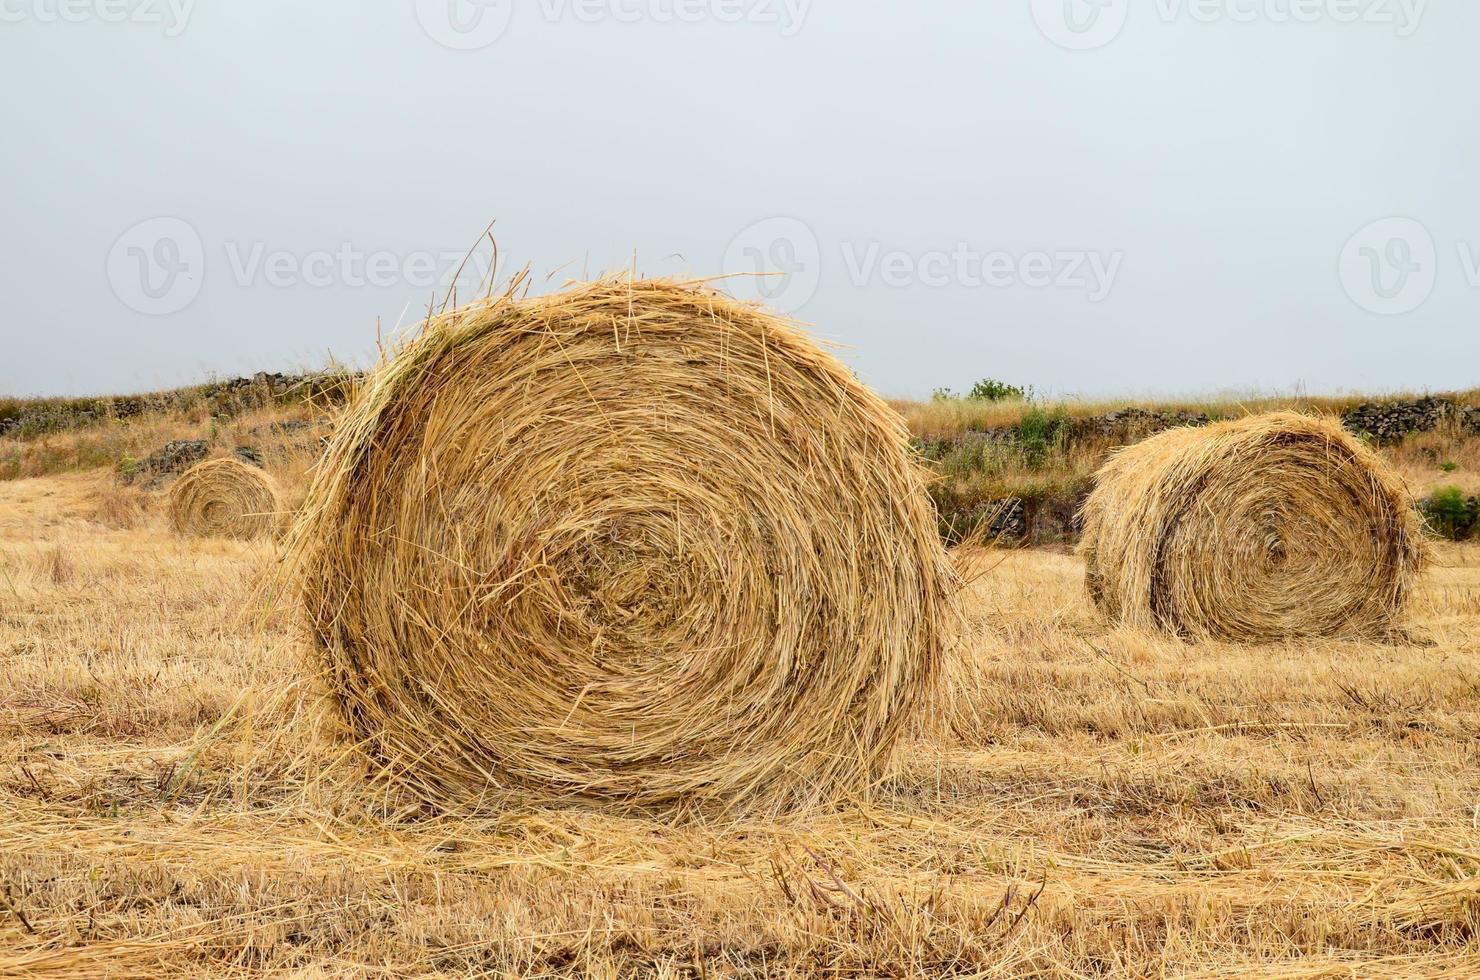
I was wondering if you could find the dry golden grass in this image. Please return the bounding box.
[3,469,1479,977]
[0,402,330,484]
[1387,420,1480,499]
[894,390,1480,445]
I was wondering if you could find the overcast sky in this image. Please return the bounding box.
[1,0,1475,399]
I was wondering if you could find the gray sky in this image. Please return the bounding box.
[2,0,1475,399]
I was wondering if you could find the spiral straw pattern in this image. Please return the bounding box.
[168,458,279,540]
[1080,412,1426,642]
[292,278,954,812]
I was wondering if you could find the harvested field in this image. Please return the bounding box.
[3,471,1479,977]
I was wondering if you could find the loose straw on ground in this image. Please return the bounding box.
[1079,412,1427,642]
[168,458,279,540]
[290,277,954,813]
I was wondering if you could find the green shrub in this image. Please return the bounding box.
[1441,460,1459,472]
[1016,406,1070,469]
[967,378,1026,402]
[1421,485,1478,540]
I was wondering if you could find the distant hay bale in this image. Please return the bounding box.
[291,277,953,812]
[168,458,279,540]
[1080,412,1427,642]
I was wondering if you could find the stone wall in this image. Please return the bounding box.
[944,396,1480,452]
[0,372,353,439]
[1339,396,1480,443]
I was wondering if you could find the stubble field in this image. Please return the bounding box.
[2,469,1479,977]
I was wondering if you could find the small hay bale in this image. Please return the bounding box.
[1079,412,1427,642]
[168,458,279,539]
[291,277,954,812]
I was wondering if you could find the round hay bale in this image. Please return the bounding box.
[1079,412,1426,642]
[168,457,280,540]
[292,278,954,811]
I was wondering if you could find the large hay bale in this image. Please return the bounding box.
[1080,412,1426,642]
[292,278,953,811]
[168,457,279,539]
